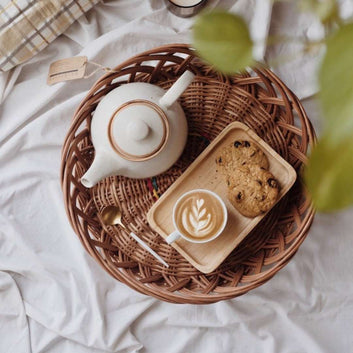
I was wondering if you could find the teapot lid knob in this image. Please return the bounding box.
[127,120,149,141]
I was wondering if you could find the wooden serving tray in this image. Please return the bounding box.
[147,122,297,273]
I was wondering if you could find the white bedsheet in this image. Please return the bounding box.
[1,1,353,353]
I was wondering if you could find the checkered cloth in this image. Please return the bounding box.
[0,0,100,72]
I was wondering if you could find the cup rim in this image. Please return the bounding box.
[172,188,228,244]
[167,0,207,9]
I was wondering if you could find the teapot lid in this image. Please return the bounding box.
[108,100,169,161]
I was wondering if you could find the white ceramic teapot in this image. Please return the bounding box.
[81,70,195,188]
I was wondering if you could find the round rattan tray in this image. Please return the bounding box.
[61,44,316,304]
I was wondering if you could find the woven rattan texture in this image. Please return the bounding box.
[61,44,316,304]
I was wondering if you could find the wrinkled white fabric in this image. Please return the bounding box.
[1,1,353,353]
[266,0,353,99]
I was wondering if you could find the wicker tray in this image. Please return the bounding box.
[61,44,316,304]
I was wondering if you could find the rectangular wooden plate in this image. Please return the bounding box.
[147,122,297,273]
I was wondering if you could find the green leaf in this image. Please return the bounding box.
[319,23,353,142]
[193,11,254,74]
[305,135,353,212]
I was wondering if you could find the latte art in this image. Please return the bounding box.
[174,190,226,241]
[181,198,213,238]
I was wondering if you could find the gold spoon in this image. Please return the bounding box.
[101,205,169,268]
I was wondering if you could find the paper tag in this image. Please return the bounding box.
[47,56,87,85]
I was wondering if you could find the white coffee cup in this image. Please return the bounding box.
[166,189,228,244]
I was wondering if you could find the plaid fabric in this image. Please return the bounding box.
[0,0,99,72]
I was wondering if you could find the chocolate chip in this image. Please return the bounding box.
[260,167,266,170]
[217,157,222,164]
[227,180,230,186]
[256,180,262,186]
[244,141,250,147]
[241,161,246,165]
[267,178,278,188]
[234,141,242,148]
[236,192,243,200]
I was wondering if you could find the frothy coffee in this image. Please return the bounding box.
[174,190,226,241]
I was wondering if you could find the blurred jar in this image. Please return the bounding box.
[166,0,208,18]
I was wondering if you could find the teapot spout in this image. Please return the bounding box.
[159,70,195,108]
[81,152,120,188]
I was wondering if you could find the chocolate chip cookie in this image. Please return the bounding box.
[216,140,269,175]
[227,164,280,217]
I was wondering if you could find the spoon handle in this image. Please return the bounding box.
[129,232,169,268]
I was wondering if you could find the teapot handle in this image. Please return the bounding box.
[159,70,195,108]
